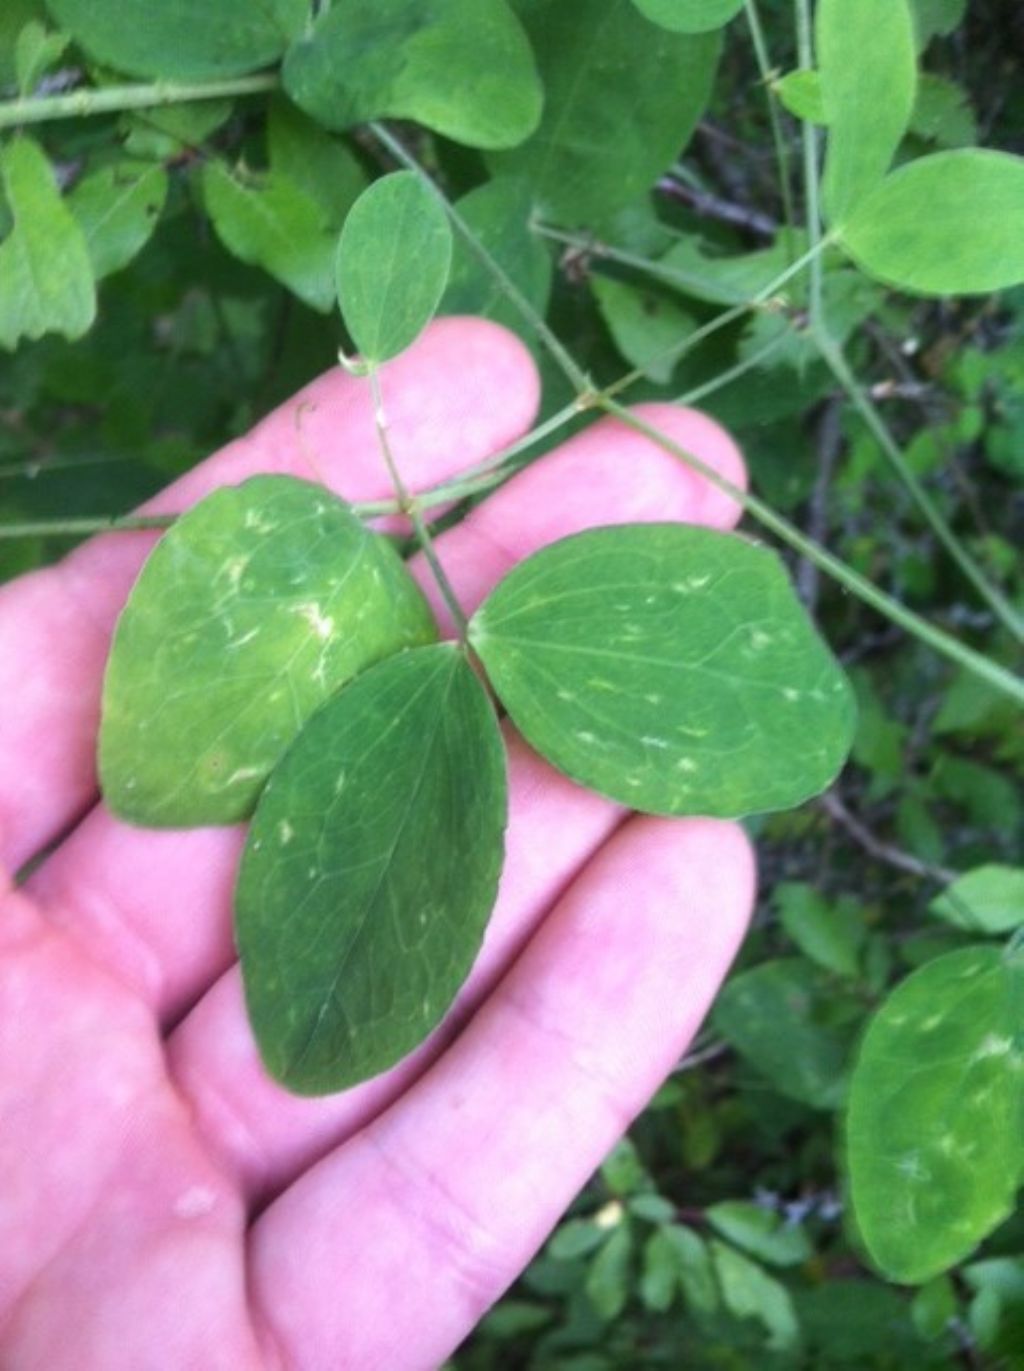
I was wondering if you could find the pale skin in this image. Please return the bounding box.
[0,318,756,1370]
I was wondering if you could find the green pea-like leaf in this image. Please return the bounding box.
[930,865,1024,935]
[838,150,1024,295]
[235,644,507,1096]
[847,945,1024,1283]
[469,525,855,818]
[0,136,95,350]
[817,0,917,223]
[490,0,721,223]
[68,161,168,280]
[282,0,542,151]
[336,172,453,363]
[44,0,305,79]
[631,0,743,33]
[99,476,437,826]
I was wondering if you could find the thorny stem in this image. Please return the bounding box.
[0,73,279,129]
[367,365,469,640]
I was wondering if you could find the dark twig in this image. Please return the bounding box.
[798,398,844,608]
[656,175,778,239]
[819,790,957,885]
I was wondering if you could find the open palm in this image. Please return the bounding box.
[0,320,755,1370]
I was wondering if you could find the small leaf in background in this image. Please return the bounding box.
[706,1201,813,1268]
[774,69,827,126]
[120,101,234,162]
[45,0,305,79]
[930,866,1024,934]
[491,0,720,222]
[654,231,806,307]
[282,0,542,151]
[817,0,917,223]
[0,137,95,350]
[100,476,436,825]
[712,1241,801,1352]
[663,1225,718,1313]
[69,162,168,280]
[469,525,855,818]
[776,882,864,978]
[838,150,1024,295]
[847,945,1024,1283]
[910,1274,957,1339]
[0,0,43,86]
[713,959,852,1108]
[236,645,506,1094]
[439,177,552,338]
[267,99,368,228]
[910,73,977,149]
[202,161,337,314]
[336,171,453,363]
[910,0,966,47]
[14,18,68,94]
[549,1218,610,1261]
[584,1224,633,1320]
[630,0,743,32]
[590,275,695,383]
[641,1228,680,1312]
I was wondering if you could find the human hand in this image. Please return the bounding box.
[0,319,755,1369]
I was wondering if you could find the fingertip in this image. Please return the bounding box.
[630,403,748,531]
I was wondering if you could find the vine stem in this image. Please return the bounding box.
[596,398,1024,707]
[366,364,469,640]
[794,0,1022,643]
[0,73,279,130]
[743,0,798,260]
[0,513,175,539]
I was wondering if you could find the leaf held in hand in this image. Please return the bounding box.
[469,524,855,818]
[235,644,507,1095]
[99,476,437,826]
[336,171,453,363]
[847,945,1024,1282]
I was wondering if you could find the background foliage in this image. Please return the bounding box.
[1,0,1022,1364]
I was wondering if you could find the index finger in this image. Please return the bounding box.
[0,318,539,871]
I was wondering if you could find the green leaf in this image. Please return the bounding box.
[774,69,827,126]
[713,959,852,1108]
[14,19,68,94]
[931,866,1024,936]
[469,525,855,819]
[267,98,368,228]
[655,231,807,307]
[44,0,305,79]
[235,644,506,1095]
[664,1225,718,1313]
[776,882,864,979]
[282,0,542,151]
[439,177,552,337]
[911,1275,957,1340]
[911,0,966,46]
[706,1202,813,1268]
[99,476,437,826]
[336,172,453,364]
[641,1229,680,1312]
[0,0,44,86]
[549,1219,609,1261]
[0,137,95,350]
[847,945,1024,1283]
[490,0,721,222]
[584,1225,633,1320]
[631,0,743,32]
[712,1241,801,1351]
[201,161,337,314]
[590,275,695,383]
[68,161,168,280]
[817,0,917,222]
[910,73,976,149]
[838,150,1024,296]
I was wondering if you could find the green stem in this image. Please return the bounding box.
[672,328,790,407]
[0,73,279,130]
[817,337,1024,641]
[743,0,798,259]
[367,365,469,639]
[0,513,173,539]
[795,0,825,326]
[368,122,591,397]
[598,397,1024,707]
